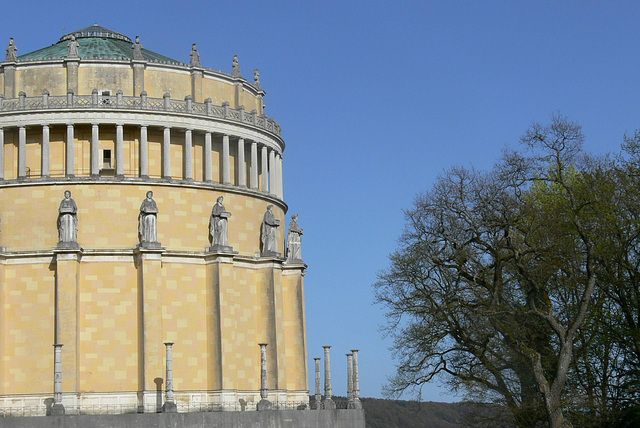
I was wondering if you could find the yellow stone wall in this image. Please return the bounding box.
[15,66,67,96]
[77,65,134,97]
[144,68,191,100]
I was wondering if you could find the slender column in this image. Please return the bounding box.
[91,123,99,176]
[277,153,283,198]
[51,344,65,415]
[162,342,177,412]
[66,124,74,177]
[140,125,148,178]
[268,149,276,194]
[257,343,273,410]
[222,134,230,184]
[314,357,322,409]
[322,346,335,409]
[163,127,171,179]
[184,129,193,180]
[250,141,258,189]
[261,145,268,192]
[351,349,362,408]
[237,138,246,186]
[116,124,124,177]
[0,128,4,180]
[347,353,354,402]
[42,125,50,177]
[204,132,212,182]
[18,126,26,178]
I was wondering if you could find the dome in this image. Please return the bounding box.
[17,24,182,64]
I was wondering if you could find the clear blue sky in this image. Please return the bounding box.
[5,0,640,403]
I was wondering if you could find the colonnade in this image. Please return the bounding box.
[0,122,284,198]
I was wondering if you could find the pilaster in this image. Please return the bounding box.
[0,127,4,180]
[3,65,15,99]
[191,69,203,103]
[65,60,79,95]
[54,250,81,394]
[132,62,146,97]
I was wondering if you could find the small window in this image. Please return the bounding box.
[103,149,112,169]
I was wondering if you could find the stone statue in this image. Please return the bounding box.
[286,214,303,262]
[132,36,144,60]
[254,69,262,91]
[232,55,241,78]
[261,205,280,256]
[5,38,17,62]
[208,196,232,252]
[190,43,201,67]
[57,190,79,249]
[139,191,160,247]
[67,35,79,58]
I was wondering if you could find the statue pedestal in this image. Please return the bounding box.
[322,398,336,410]
[138,241,162,249]
[206,245,234,253]
[162,401,177,413]
[261,251,281,258]
[50,403,65,416]
[57,241,80,250]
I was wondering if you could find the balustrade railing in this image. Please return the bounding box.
[0,92,281,137]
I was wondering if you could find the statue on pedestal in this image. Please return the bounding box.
[139,191,160,248]
[132,36,144,60]
[286,214,303,262]
[261,205,280,257]
[67,35,79,58]
[208,196,233,252]
[57,190,79,249]
[232,55,241,77]
[190,43,201,67]
[5,37,17,62]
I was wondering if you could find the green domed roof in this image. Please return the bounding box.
[18,24,183,64]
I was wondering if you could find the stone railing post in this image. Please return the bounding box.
[351,349,362,409]
[205,98,212,115]
[185,95,192,113]
[314,357,322,409]
[92,88,99,106]
[162,342,177,412]
[51,344,65,415]
[42,89,50,108]
[257,343,273,410]
[18,91,26,109]
[140,91,148,108]
[116,89,123,107]
[67,89,74,107]
[222,101,230,119]
[163,92,171,110]
[322,346,335,409]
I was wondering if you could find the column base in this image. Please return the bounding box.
[322,398,336,410]
[257,399,273,411]
[162,401,177,413]
[50,403,65,416]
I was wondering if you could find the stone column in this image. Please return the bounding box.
[0,128,4,180]
[351,349,362,409]
[314,357,322,409]
[261,145,268,192]
[162,342,177,413]
[268,149,276,195]
[250,141,258,189]
[347,353,354,405]
[222,134,230,184]
[116,124,124,177]
[322,346,335,409]
[41,125,50,178]
[140,125,148,178]
[257,343,273,410]
[163,127,171,179]
[18,126,26,179]
[237,138,246,186]
[66,124,75,177]
[276,153,283,199]
[51,344,65,416]
[184,129,193,181]
[91,123,99,177]
[204,132,212,182]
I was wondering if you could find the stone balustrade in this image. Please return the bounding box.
[0,90,281,137]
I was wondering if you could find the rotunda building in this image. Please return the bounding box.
[0,25,308,413]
